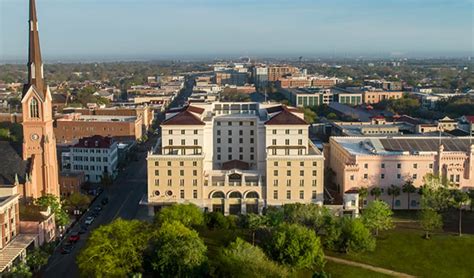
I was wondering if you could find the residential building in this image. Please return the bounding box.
[145,102,324,215]
[68,136,118,183]
[280,88,333,107]
[59,171,85,196]
[267,66,300,82]
[325,136,474,212]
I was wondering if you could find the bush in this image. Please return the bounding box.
[214,238,288,278]
[339,218,376,253]
[266,223,325,270]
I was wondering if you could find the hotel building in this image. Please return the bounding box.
[145,102,324,215]
[325,136,474,211]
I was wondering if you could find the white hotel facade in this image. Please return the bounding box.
[145,102,324,215]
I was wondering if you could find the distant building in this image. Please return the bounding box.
[279,88,333,107]
[267,66,300,82]
[59,171,85,196]
[252,67,268,89]
[68,136,118,183]
[55,113,143,143]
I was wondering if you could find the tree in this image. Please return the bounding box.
[149,221,207,277]
[155,203,204,228]
[339,218,376,253]
[205,211,231,230]
[402,181,416,210]
[281,203,327,230]
[303,107,317,123]
[361,200,394,237]
[6,262,32,278]
[65,192,90,210]
[245,213,267,245]
[387,184,401,209]
[370,187,382,200]
[267,223,325,270]
[420,175,453,211]
[26,248,49,273]
[419,208,443,239]
[35,194,69,227]
[77,219,151,277]
[358,187,368,209]
[214,238,288,278]
[326,112,338,120]
[450,190,469,236]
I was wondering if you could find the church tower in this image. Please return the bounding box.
[21,0,60,198]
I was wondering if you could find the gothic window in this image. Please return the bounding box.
[30,98,39,118]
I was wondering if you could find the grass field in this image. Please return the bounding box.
[328,228,474,278]
[322,261,391,278]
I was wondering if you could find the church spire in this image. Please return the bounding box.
[27,0,45,97]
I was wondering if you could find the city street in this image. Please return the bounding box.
[43,76,195,277]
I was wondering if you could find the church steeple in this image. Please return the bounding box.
[26,0,45,98]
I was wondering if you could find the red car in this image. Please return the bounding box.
[68,232,80,243]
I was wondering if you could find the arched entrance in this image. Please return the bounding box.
[228,191,242,215]
[210,191,225,213]
[245,191,259,214]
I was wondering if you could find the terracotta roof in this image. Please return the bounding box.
[265,107,307,125]
[161,110,205,126]
[221,160,250,171]
[186,106,205,114]
[345,187,360,194]
[73,135,114,149]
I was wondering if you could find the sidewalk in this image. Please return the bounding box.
[326,256,416,278]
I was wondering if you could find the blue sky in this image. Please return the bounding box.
[0,0,472,60]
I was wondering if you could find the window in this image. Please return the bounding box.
[193,179,197,186]
[364,163,368,169]
[167,170,172,176]
[228,147,232,152]
[273,180,278,186]
[350,175,354,180]
[239,147,243,153]
[395,200,401,207]
[272,130,277,135]
[300,170,304,177]
[193,170,197,176]
[299,191,304,199]
[217,154,221,160]
[273,190,278,199]
[286,180,291,187]
[180,170,184,176]
[298,129,303,134]
[287,161,291,167]
[155,170,159,176]
[217,130,221,136]
[180,161,184,166]
[194,130,198,134]
[228,130,232,136]
[429,163,433,169]
[194,139,198,145]
[168,139,173,145]
[181,139,185,145]
[299,180,304,187]
[228,138,232,144]
[193,190,198,199]
[250,155,254,160]
[285,130,290,134]
[298,139,302,145]
[239,121,243,126]
[239,138,243,143]
[217,121,221,126]
[217,138,221,144]
[274,170,278,176]
[250,138,254,143]
[250,147,254,153]
[364,173,368,179]
[167,161,172,166]
[397,174,401,179]
[286,190,291,199]
[239,130,243,136]
[413,163,418,169]
[312,170,317,176]
[154,179,160,186]
[274,161,278,167]
[285,139,290,145]
[250,130,254,136]
[381,174,385,179]
[381,163,385,168]
[286,170,291,176]
[30,98,39,118]
[217,147,221,153]
[300,161,304,167]
[193,161,197,167]
[313,161,317,167]
[397,163,401,169]
[413,174,417,179]
[180,179,184,186]
[228,122,232,126]
[168,130,173,134]
[181,130,185,135]
[180,190,185,198]
[312,190,317,199]
[167,179,172,186]
[272,139,277,145]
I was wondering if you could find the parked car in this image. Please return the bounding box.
[68,232,80,243]
[101,197,109,205]
[78,226,87,234]
[94,205,102,212]
[61,242,74,254]
[84,216,94,225]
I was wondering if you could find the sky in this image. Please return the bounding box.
[0,0,473,61]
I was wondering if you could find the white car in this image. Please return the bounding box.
[84,216,94,225]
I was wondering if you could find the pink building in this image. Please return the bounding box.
[325,136,474,210]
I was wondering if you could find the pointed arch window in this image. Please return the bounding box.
[30,98,39,118]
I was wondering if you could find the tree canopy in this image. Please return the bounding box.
[339,218,376,253]
[361,200,394,236]
[149,221,207,277]
[77,218,151,277]
[155,203,204,228]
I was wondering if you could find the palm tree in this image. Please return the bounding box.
[370,187,382,200]
[387,185,401,210]
[358,187,368,209]
[402,181,416,210]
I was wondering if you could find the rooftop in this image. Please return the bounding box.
[72,135,115,149]
[333,136,473,156]
[0,142,29,185]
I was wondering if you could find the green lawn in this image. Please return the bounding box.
[328,228,474,278]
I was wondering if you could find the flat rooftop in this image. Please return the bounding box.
[333,136,472,156]
[58,115,137,122]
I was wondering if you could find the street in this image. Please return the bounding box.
[43,75,195,277]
